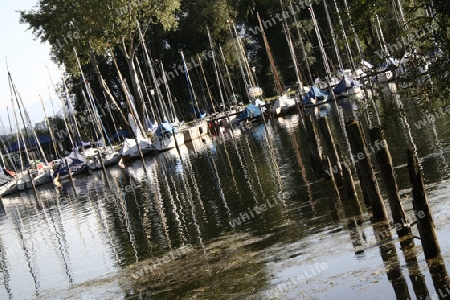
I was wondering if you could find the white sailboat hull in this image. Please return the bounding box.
[155,133,185,152]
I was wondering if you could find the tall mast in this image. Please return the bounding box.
[280,0,304,92]
[136,22,170,123]
[257,12,283,95]
[159,61,178,123]
[197,56,215,111]
[39,95,60,160]
[309,6,332,78]
[332,0,355,70]
[323,0,343,70]
[8,72,48,164]
[289,0,313,84]
[8,91,26,172]
[342,0,363,62]
[110,51,146,138]
[227,21,251,89]
[207,27,226,108]
[180,50,198,121]
[391,0,407,31]
[73,48,110,146]
[47,73,77,152]
[282,22,304,92]
[62,79,83,148]
[218,44,237,99]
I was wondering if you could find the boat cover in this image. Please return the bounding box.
[155,122,178,136]
[237,104,262,122]
[333,77,362,95]
[301,86,329,104]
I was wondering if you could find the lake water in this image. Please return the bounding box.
[0,87,449,299]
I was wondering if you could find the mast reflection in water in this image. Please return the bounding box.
[0,98,449,299]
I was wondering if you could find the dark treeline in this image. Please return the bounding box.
[19,0,450,141]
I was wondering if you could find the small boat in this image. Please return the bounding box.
[333,76,364,99]
[270,94,299,116]
[233,102,265,125]
[120,138,156,160]
[84,145,120,170]
[52,152,89,180]
[375,57,399,83]
[301,85,330,107]
[154,122,185,152]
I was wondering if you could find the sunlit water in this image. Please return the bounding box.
[0,89,449,299]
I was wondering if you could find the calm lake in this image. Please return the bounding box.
[0,86,449,299]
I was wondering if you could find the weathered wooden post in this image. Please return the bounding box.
[317,116,343,187]
[407,148,442,260]
[369,127,412,239]
[345,119,388,222]
[336,146,363,224]
[324,156,340,199]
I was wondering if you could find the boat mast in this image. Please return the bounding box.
[332,0,355,70]
[233,22,257,87]
[180,50,198,121]
[197,56,216,112]
[73,48,110,146]
[282,22,304,93]
[46,74,77,153]
[257,11,284,95]
[309,6,332,79]
[8,92,26,173]
[8,72,48,164]
[323,0,343,70]
[207,27,227,109]
[136,22,170,123]
[280,0,304,92]
[391,0,408,31]
[342,0,364,62]
[227,20,251,90]
[218,44,237,100]
[39,95,60,160]
[159,61,178,123]
[289,0,313,85]
[0,115,17,172]
[110,52,146,138]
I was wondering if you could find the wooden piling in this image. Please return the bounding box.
[407,148,441,260]
[369,127,412,239]
[345,119,388,222]
[324,156,340,199]
[317,116,343,187]
[337,145,363,224]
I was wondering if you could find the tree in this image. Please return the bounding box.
[20,0,181,125]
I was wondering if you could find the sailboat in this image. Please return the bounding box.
[227,20,266,125]
[120,113,156,161]
[73,50,121,170]
[0,72,54,196]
